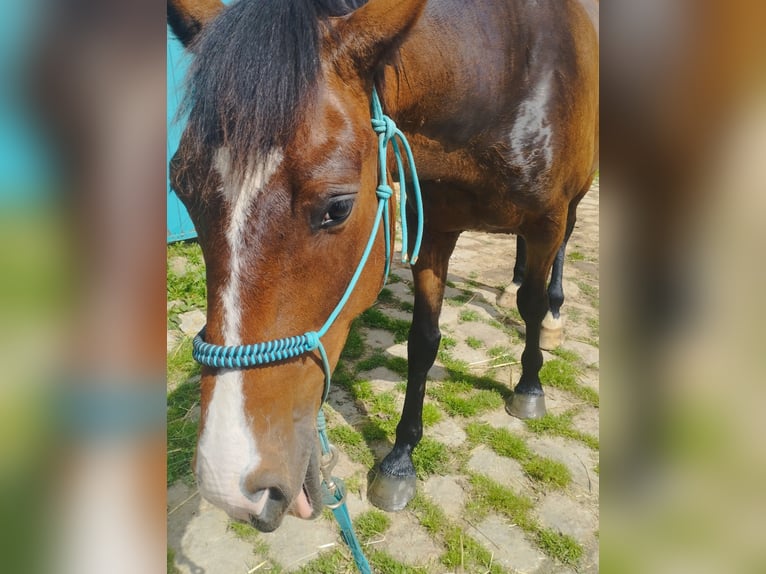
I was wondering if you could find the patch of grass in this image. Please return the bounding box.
[167,378,201,485]
[354,509,391,542]
[458,309,481,322]
[468,474,584,567]
[166,241,207,320]
[445,290,473,306]
[442,527,503,573]
[386,356,409,379]
[228,520,259,542]
[167,548,179,574]
[377,287,395,304]
[445,280,457,289]
[360,421,388,442]
[540,359,599,407]
[537,528,584,566]
[594,463,600,475]
[295,549,346,574]
[466,423,571,489]
[567,250,586,262]
[428,384,503,417]
[356,350,388,373]
[467,473,535,531]
[369,551,426,574]
[550,347,582,365]
[525,411,600,450]
[345,471,364,497]
[408,494,502,574]
[167,336,201,388]
[422,403,442,427]
[521,457,572,489]
[466,423,531,460]
[341,319,365,360]
[577,280,599,307]
[465,336,483,349]
[440,336,457,351]
[359,308,411,343]
[412,437,450,478]
[587,315,599,337]
[399,300,414,313]
[328,425,375,467]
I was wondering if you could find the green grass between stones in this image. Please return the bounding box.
[540,358,599,408]
[167,377,200,485]
[408,494,503,574]
[354,509,391,542]
[328,425,375,467]
[525,410,600,450]
[467,474,584,567]
[464,423,575,490]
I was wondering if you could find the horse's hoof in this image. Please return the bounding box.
[540,312,564,350]
[506,393,547,419]
[367,471,417,512]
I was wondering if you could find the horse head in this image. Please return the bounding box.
[168,0,427,532]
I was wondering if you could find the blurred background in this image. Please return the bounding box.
[0,0,763,572]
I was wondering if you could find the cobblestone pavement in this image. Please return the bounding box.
[167,180,599,573]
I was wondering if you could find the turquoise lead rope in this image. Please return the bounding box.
[192,88,423,574]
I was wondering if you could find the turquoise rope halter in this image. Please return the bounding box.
[191,88,424,574]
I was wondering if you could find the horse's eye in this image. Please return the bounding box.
[321,197,355,228]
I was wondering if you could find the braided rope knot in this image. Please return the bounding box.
[371,115,396,142]
[376,184,393,200]
[303,331,320,351]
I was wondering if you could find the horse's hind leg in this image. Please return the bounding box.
[506,224,565,419]
[367,230,460,512]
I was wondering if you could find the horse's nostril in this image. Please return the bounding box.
[249,488,268,506]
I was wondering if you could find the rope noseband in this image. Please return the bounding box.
[191,89,424,574]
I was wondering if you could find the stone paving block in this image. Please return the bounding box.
[263,514,339,571]
[423,475,466,520]
[428,417,467,448]
[178,309,206,337]
[167,330,181,354]
[469,514,546,573]
[525,436,599,496]
[364,328,396,350]
[467,446,531,492]
[170,493,261,574]
[379,512,442,568]
[561,339,599,368]
[534,492,599,544]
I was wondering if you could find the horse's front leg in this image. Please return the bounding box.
[506,225,564,419]
[368,230,460,511]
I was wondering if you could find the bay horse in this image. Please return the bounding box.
[168,0,598,531]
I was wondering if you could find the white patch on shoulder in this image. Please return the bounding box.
[509,71,555,173]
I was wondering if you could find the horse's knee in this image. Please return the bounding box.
[408,322,441,372]
[517,282,548,324]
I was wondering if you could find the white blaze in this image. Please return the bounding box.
[196,148,283,517]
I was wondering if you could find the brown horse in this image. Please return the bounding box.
[168,0,598,531]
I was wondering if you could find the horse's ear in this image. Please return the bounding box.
[167,0,225,48]
[334,0,428,74]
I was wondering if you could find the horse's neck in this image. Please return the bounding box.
[378,0,527,140]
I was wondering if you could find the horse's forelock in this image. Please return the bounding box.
[182,0,371,188]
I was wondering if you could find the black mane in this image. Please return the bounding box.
[182,0,369,180]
